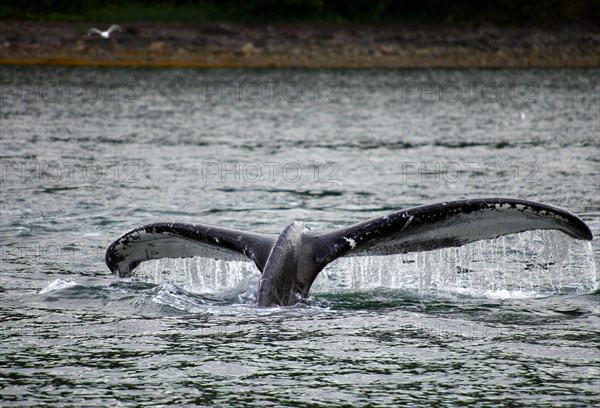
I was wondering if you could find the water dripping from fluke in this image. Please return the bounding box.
[313,231,597,299]
[128,230,596,304]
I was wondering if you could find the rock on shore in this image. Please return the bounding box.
[1,21,598,67]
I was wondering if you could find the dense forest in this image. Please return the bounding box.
[1,0,599,25]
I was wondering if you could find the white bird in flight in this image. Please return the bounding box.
[87,25,123,39]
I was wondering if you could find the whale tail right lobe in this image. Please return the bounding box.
[300,198,593,291]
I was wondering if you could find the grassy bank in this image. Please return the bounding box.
[2,0,599,25]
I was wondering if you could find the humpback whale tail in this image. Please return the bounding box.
[106,198,593,306]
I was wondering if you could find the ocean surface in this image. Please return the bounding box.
[1,66,599,407]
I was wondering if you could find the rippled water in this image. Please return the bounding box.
[1,66,599,406]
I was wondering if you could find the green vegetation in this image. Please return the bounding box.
[1,0,599,25]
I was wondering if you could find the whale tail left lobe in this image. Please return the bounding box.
[105,222,276,277]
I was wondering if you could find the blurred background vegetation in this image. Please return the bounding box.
[1,0,598,25]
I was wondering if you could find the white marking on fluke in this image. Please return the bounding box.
[401,215,414,231]
[344,237,357,249]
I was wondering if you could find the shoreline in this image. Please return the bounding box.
[1,21,599,68]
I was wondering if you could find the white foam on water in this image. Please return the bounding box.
[449,287,542,300]
[39,279,78,294]
[151,283,208,313]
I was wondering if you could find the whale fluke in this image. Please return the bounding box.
[106,198,593,306]
[105,223,276,278]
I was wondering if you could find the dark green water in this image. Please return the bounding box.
[1,66,598,407]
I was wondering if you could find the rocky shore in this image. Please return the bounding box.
[1,21,598,68]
